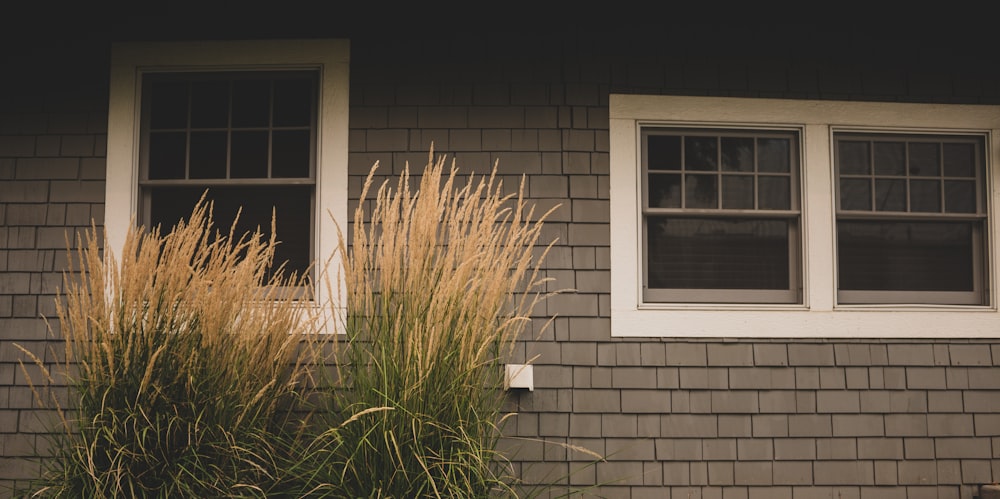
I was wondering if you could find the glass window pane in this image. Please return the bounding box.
[840,178,871,211]
[647,217,789,290]
[757,138,790,173]
[148,131,187,180]
[910,179,941,212]
[189,131,228,179]
[873,141,905,176]
[758,176,790,210]
[838,140,870,175]
[272,130,311,178]
[909,142,941,176]
[944,180,976,213]
[273,78,313,127]
[232,79,271,128]
[190,80,230,129]
[148,185,313,278]
[648,173,681,208]
[722,176,754,209]
[149,80,189,130]
[648,135,681,171]
[874,179,906,212]
[231,131,269,179]
[685,136,717,171]
[837,221,974,292]
[943,142,975,178]
[684,174,717,208]
[721,137,754,172]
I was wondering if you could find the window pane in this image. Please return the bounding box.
[685,174,717,208]
[721,137,754,172]
[910,179,941,212]
[272,130,311,178]
[231,131,269,178]
[874,179,906,212]
[149,80,189,130]
[148,185,313,278]
[273,78,313,127]
[148,132,187,180]
[190,80,230,129]
[838,221,974,292]
[840,178,871,211]
[648,173,681,208]
[685,136,717,171]
[909,142,941,176]
[757,138,790,173]
[232,79,271,128]
[945,180,976,213]
[648,135,681,171]
[839,141,870,175]
[944,142,975,177]
[758,176,790,210]
[722,176,753,209]
[647,217,789,290]
[873,141,905,175]
[189,131,228,179]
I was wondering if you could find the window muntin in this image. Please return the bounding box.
[834,132,988,305]
[139,71,318,278]
[642,128,802,303]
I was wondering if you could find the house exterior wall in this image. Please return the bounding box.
[3,23,1000,498]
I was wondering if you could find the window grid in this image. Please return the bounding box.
[834,132,989,305]
[641,128,802,304]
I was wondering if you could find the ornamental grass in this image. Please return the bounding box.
[17,198,321,498]
[309,149,558,497]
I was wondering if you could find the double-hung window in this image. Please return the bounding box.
[610,94,1000,338]
[643,128,801,303]
[835,133,988,305]
[105,40,349,303]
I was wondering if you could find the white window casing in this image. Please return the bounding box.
[609,94,1000,338]
[105,39,350,319]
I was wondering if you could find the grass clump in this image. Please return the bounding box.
[17,198,320,498]
[313,150,557,497]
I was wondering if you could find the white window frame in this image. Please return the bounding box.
[610,94,1000,338]
[105,39,350,319]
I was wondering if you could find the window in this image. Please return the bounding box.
[643,128,802,303]
[140,71,318,277]
[105,40,349,303]
[835,133,988,305]
[610,94,1000,338]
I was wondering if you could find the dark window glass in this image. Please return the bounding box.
[648,135,682,171]
[148,132,187,179]
[231,131,269,178]
[839,141,870,175]
[148,185,313,277]
[273,78,313,127]
[721,137,754,172]
[272,130,311,178]
[189,131,228,179]
[647,217,789,290]
[149,81,189,129]
[838,221,973,292]
[685,136,717,171]
[231,79,271,128]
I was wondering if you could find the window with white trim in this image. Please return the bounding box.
[105,40,349,303]
[610,94,1000,338]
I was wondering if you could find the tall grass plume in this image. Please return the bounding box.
[317,148,559,497]
[17,197,321,498]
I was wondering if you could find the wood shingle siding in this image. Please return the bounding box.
[4,11,1000,497]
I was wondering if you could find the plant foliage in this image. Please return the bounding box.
[18,198,320,498]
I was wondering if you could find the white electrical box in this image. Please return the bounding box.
[505,364,534,391]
